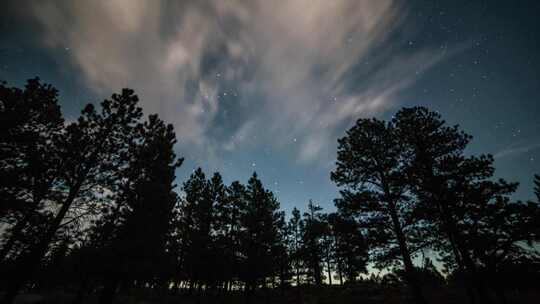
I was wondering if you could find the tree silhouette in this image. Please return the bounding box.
[274,210,292,294]
[321,214,335,286]
[0,78,63,262]
[239,173,282,300]
[179,168,214,294]
[3,88,143,303]
[393,106,522,303]
[332,117,428,304]
[328,212,368,284]
[288,207,304,286]
[301,200,326,286]
[224,180,248,291]
[459,185,540,303]
[208,172,230,292]
[98,114,183,304]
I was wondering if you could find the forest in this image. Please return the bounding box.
[1,78,539,304]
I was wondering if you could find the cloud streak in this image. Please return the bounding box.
[24,0,453,164]
[494,141,540,159]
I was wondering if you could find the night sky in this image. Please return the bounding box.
[1,0,539,213]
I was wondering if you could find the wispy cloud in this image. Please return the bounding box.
[494,141,540,159]
[23,0,455,164]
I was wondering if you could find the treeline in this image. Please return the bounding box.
[0,79,539,304]
[169,171,367,296]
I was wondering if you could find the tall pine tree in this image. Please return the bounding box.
[332,117,428,304]
[3,88,143,303]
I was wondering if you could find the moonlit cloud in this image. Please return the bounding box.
[494,141,540,159]
[25,0,453,164]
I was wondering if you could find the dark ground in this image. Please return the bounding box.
[4,283,539,304]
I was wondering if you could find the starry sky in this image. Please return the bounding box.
[1,0,539,213]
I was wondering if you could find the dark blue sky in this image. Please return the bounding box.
[1,0,539,213]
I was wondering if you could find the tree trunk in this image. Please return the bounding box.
[326,258,332,285]
[338,265,344,286]
[2,185,80,304]
[296,265,300,286]
[438,200,494,304]
[388,202,428,304]
[188,279,194,295]
[425,167,492,304]
[447,232,476,304]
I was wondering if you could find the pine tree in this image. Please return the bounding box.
[0,78,64,262]
[393,107,501,303]
[239,173,281,298]
[288,207,304,286]
[460,180,540,295]
[321,214,334,286]
[332,117,428,304]
[301,200,326,286]
[3,88,143,303]
[98,114,183,303]
[274,211,292,293]
[208,172,229,291]
[224,181,248,290]
[328,212,368,284]
[179,168,214,293]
